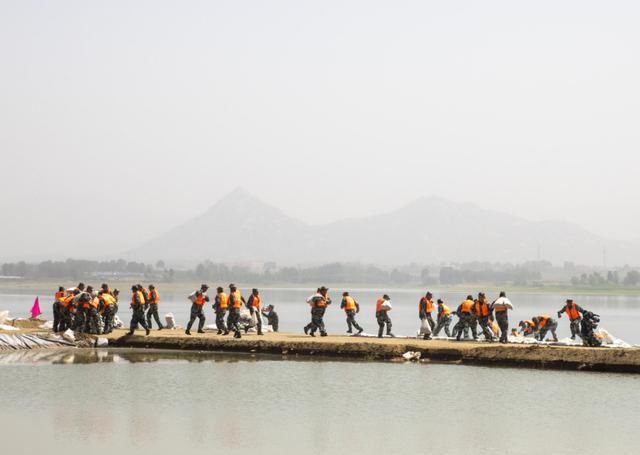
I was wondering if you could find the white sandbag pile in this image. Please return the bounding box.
[0,333,76,351]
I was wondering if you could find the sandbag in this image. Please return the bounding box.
[164,313,176,329]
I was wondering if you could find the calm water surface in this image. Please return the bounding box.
[0,349,638,455]
[1,287,639,343]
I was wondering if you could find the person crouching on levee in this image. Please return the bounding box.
[304,286,331,337]
[246,288,264,336]
[532,315,559,342]
[227,284,245,339]
[473,292,494,342]
[261,305,279,332]
[375,294,395,338]
[127,285,150,336]
[341,291,363,335]
[185,284,209,335]
[491,291,513,344]
[213,286,229,335]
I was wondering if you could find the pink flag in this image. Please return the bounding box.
[30,297,42,319]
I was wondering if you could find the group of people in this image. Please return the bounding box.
[303,287,601,346]
[51,283,602,346]
[52,282,166,335]
[183,283,278,338]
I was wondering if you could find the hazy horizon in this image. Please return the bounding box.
[2,1,639,261]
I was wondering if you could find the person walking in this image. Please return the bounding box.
[247,288,264,335]
[146,284,164,330]
[375,294,394,338]
[304,286,331,337]
[127,285,150,336]
[473,292,494,341]
[433,299,452,337]
[227,284,245,338]
[340,291,363,335]
[213,286,229,335]
[185,284,209,335]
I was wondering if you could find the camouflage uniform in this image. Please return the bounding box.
[262,307,279,332]
[376,311,392,337]
[146,304,162,329]
[86,306,101,334]
[215,309,228,333]
[433,314,452,337]
[187,304,206,332]
[455,313,476,340]
[306,308,326,336]
[128,290,150,335]
[535,318,559,342]
[345,310,363,333]
[103,305,115,334]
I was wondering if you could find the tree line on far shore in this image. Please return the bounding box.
[2,258,640,288]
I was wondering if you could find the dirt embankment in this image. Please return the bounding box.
[105,329,640,374]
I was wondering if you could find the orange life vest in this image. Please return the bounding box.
[420,297,434,313]
[474,301,490,317]
[439,304,451,317]
[231,291,243,309]
[194,293,206,306]
[149,289,160,305]
[566,304,580,320]
[314,295,328,309]
[537,315,550,328]
[375,298,386,313]
[55,291,65,301]
[89,296,99,309]
[251,295,261,310]
[460,299,474,313]
[61,295,74,309]
[344,296,356,311]
[131,291,145,306]
[217,292,229,310]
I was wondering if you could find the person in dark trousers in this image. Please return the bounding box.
[557,299,586,340]
[491,291,513,343]
[473,292,494,341]
[261,304,279,332]
[127,285,150,336]
[186,284,209,335]
[340,291,363,334]
[375,294,394,338]
[246,288,264,335]
[213,286,229,335]
[532,315,559,342]
[419,292,436,331]
[227,284,245,338]
[146,284,163,330]
[304,286,331,337]
[52,286,65,332]
[433,299,453,337]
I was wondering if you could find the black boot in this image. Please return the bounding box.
[185,329,191,335]
[234,331,241,339]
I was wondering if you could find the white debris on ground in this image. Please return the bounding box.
[0,333,76,351]
[40,320,54,329]
[402,351,422,361]
[0,324,19,331]
[164,313,177,329]
[508,328,631,348]
[62,329,75,342]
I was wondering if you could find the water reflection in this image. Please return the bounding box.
[0,348,279,365]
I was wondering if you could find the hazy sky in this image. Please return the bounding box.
[1,1,639,260]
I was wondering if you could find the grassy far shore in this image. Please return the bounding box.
[0,279,638,297]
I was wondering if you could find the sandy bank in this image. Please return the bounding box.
[104,329,640,374]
